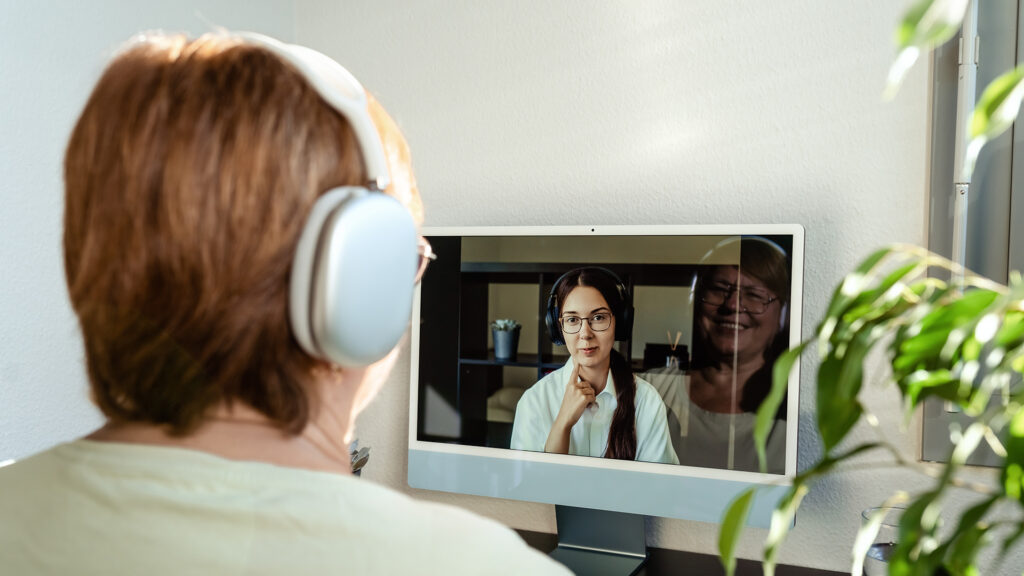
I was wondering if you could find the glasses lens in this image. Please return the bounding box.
[742,291,771,313]
[559,314,610,334]
[701,285,732,306]
[701,284,774,314]
[588,313,610,331]
[560,316,582,334]
[414,237,436,283]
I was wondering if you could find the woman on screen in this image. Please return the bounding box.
[674,236,789,473]
[510,267,678,465]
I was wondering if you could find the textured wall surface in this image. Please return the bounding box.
[292,1,963,572]
[0,0,294,461]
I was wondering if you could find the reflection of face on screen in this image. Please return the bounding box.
[414,234,795,475]
[681,237,790,473]
[696,266,782,366]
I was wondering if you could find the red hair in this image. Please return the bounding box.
[63,34,367,435]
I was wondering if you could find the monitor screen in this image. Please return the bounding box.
[408,225,803,527]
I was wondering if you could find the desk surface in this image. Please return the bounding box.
[516,530,845,576]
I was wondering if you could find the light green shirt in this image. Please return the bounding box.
[0,440,569,575]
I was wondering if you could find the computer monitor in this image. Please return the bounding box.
[408,225,803,574]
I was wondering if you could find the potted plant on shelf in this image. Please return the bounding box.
[717,2,1024,575]
[491,319,522,360]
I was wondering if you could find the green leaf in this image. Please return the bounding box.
[894,288,1001,372]
[895,0,968,51]
[970,65,1024,141]
[994,310,1024,348]
[762,482,808,576]
[900,368,956,406]
[890,286,959,377]
[965,65,1024,179]
[851,504,896,576]
[961,335,982,362]
[919,289,1000,336]
[760,444,882,575]
[1002,407,1024,502]
[951,421,989,466]
[718,487,755,576]
[816,329,873,451]
[755,343,807,473]
[889,490,945,576]
[896,328,951,361]
[1007,352,1024,375]
[887,0,970,98]
[831,260,924,344]
[944,496,997,575]
[815,356,864,452]
[819,247,895,342]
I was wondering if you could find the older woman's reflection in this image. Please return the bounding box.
[645,237,789,473]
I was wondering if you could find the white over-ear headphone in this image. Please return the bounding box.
[238,32,419,367]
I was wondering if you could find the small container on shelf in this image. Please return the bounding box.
[490,318,522,360]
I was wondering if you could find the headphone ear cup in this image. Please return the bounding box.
[616,303,634,342]
[545,292,565,346]
[609,272,632,342]
[290,187,418,367]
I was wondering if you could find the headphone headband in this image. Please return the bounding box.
[236,31,420,368]
[235,32,390,192]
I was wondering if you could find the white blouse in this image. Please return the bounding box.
[510,358,679,465]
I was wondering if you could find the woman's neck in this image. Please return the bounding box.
[702,351,765,380]
[576,360,610,394]
[689,356,765,413]
[86,403,353,475]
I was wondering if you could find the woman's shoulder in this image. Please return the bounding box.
[0,442,569,575]
[632,375,660,398]
[632,375,671,413]
[335,482,570,574]
[519,365,568,399]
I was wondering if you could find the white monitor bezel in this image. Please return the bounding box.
[407,224,803,525]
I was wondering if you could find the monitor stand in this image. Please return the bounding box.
[549,505,648,576]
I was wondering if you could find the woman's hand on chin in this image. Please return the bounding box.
[544,363,595,454]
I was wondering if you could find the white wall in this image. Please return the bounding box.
[0,0,294,461]
[292,1,947,572]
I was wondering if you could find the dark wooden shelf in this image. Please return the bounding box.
[419,245,696,445]
[459,261,700,287]
[459,351,568,370]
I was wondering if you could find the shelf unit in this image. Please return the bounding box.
[415,235,699,447]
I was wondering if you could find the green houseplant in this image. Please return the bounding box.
[717,1,1024,574]
[719,248,1024,575]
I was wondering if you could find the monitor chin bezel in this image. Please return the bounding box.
[407,224,804,526]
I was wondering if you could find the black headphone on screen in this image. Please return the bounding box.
[238,32,420,368]
[545,267,634,346]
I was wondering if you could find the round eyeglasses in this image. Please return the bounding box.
[699,283,778,315]
[415,236,436,284]
[559,313,612,334]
